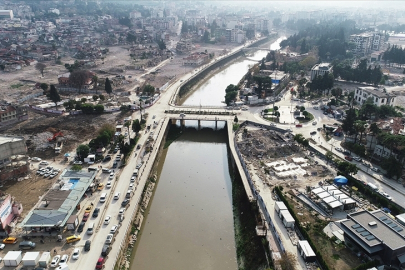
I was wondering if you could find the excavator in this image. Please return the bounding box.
[48,131,64,142]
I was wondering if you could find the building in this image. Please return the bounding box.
[340,209,405,267]
[21,169,96,232]
[0,135,28,181]
[354,87,396,106]
[350,33,382,56]
[297,240,316,262]
[0,194,23,232]
[0,10,13,20]
[310,63,333,81]
[182,52,209,66]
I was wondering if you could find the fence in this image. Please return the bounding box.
[17,91,43,103]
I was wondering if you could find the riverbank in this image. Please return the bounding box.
[232,166,270,270]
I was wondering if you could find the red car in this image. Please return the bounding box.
[82,212,90,222]
[96,257,104,269]
[345,156,353,161]
[296,124,302,127]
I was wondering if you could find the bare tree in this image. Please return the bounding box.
[35,62,46,77]
[69,70,92,94]
[277,252,297,270]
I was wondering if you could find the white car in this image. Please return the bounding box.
[110,225,118,234]
[128,183,134,190]
[73,161,82,165]
[105,234,114,244]
[106,181,112,189]
[0,244,5,250]
[130,176,136,182]
[113,192,120,200]
[59,254,69,265]
[104,215,111,225]
[109,172,115,180]
[312,121,317,125]
[39,161,49,165]
[50,255,60,267]
[72,248,80,260]
[31,157,42,162]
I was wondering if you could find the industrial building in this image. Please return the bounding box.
[340,209,405,267]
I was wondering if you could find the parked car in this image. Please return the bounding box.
[353,156,362,162]
[105,234,113,244]
[103,155,111,162]
[82,212,90,222]
[312,121,317,125]
[59,254,69,265]
[335,147,342,152]
[343,151,351,155]
[72,248,80,260]
[113,192,120,200]
[39,161,49,165]
[31,157,41,162]
[295,124,303,127]
[96,257,105,269]
[345,156,353,161]
[371,167,380,173]
[73,161,82,165]
[3,237,17,244]
[109,172,115,180]
[110,225,118,234]
[77,222,85,233]
[84,205,93,213]
[50,255,61,267]
[84,240,91,251]
[66,235,81,244]
[310,131,317,135]
[97,183,104,191]
[121,199,130,207]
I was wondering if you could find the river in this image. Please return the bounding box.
[181,36,286,107]
[131,38,285,270]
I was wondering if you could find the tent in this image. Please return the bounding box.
[334,175,348,186]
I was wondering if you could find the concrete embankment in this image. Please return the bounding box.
[176,35,276,102]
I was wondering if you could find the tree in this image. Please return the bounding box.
[342,108,356,135]
[157,39,166,50]
[143,84,155,95]
[325,151,333,164]
[202,30,210,43]
[40,83,49,92]
[369,123,380,152]
[224,84,239,106]
[105,78,112,96]
[92,75,98,94]
[35,62,46,77]
[71,164,82,171]
[76,144,90,160]
[48,85,61,108]
[94,104,104,114]
[69,70,91,94]
[353,120,366,143]
[278,252,297,270]
[132,119,141,135]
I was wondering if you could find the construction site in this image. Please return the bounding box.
[236,125,333,190]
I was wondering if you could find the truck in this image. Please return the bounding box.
[38,252,51,267]
[55,141,63,154]
[66,215,79,231]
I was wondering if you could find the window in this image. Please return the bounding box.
[381,99,385,103]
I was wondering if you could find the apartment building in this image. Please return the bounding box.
[310,63,333,81]
[354,87,395,107]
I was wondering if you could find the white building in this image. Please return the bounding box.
[0,10,13,19]
[354,87,396,107]
[350,33,381,55]
[310,63,333,81]
[48,8,60,15]
[129,11,142,19]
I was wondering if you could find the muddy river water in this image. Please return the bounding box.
[130,37,285,270]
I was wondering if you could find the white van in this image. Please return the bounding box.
[87,223,94,235]
[133,169,139,176]
[100,193,107,203]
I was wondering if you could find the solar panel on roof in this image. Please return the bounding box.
[351,224,361,229]
[356,228,365,233]
[395,227,403,232]
[379,216,387,221]
[360,231,370,236]
[386,220,392,224]
[366,235,376,241]
[389,223,398,228]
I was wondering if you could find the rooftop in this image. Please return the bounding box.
[357,86,395,98]
[341,210,405,250]
[20,169,96,228]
